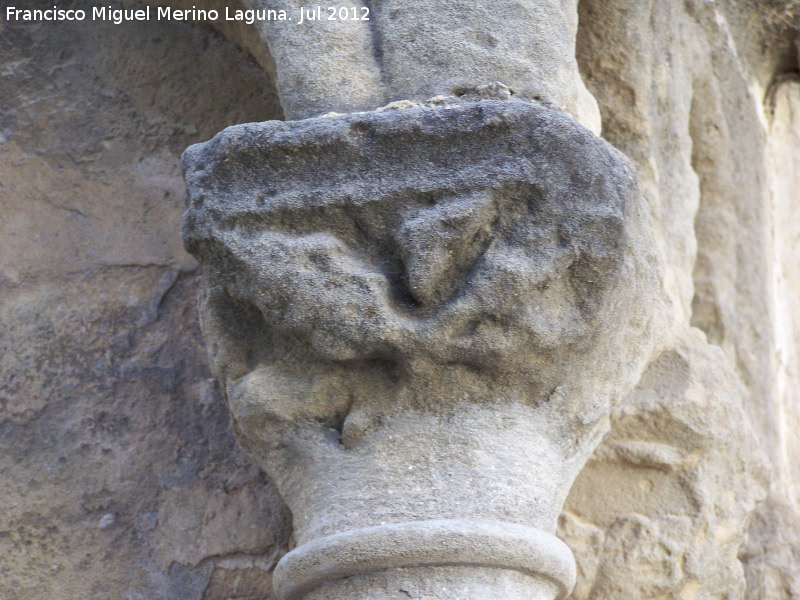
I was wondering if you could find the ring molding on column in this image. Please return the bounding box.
[272,518,577,600]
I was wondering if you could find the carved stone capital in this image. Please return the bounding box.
[182,98,667,600]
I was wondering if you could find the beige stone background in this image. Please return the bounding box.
[0,1,799,599]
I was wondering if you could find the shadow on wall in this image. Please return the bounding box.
[0,3,291,599]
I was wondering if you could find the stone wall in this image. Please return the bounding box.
[1,1,798,598]
[0,4,290,598]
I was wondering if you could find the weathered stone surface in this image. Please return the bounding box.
[363,0,601,132]
[2,0,799,597]
[767,78,800,507]
[244,0,384,120]
[182,96,667,599]
[566,1,799,597]
[244,0,600,132]
[741,498,800,600]
[734,72,800,600]
[560,330,768,599]
[183,98,662,393]
[139,0,278,78]
[0,6,290,599]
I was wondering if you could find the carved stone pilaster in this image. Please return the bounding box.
[182,97,667,600]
